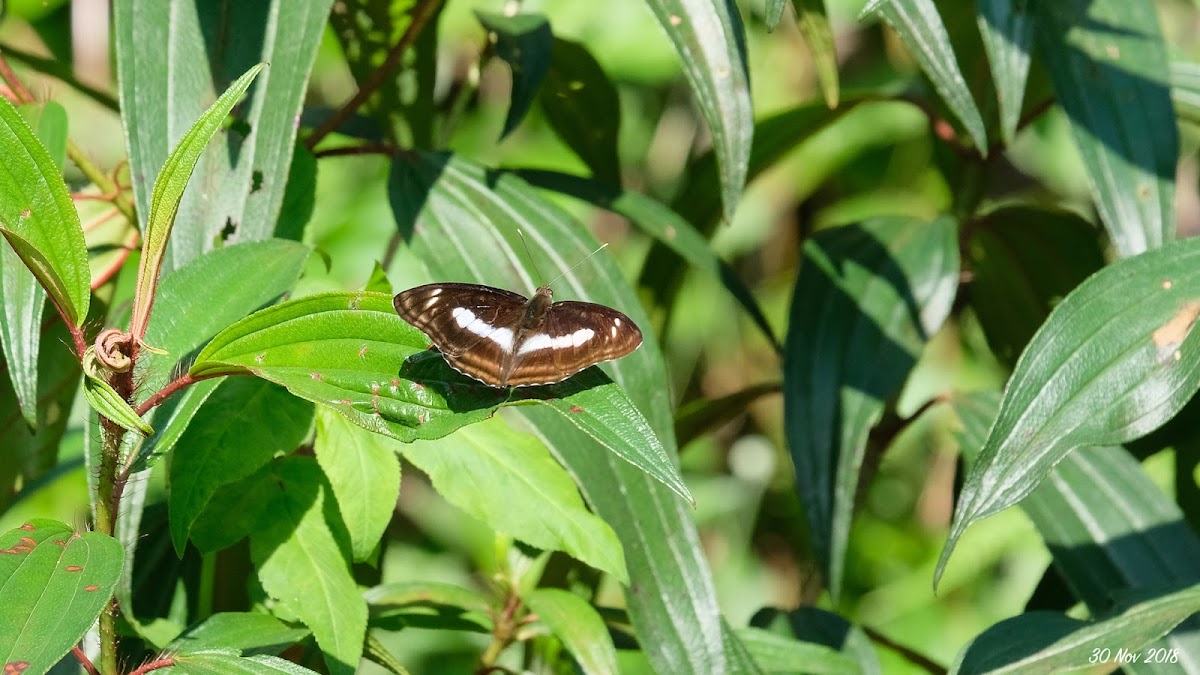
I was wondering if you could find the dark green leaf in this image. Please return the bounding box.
[939,236,1200,586]
[250,457,366,675]
[168,378,314,554]
[750,607,881,674]
[0,97,89,326]
[0,521,124,674]
[538,38,621,184]
[792,0,839,107]
[976,0,1033,145]
[967,205,1104,366]
[167,612,310,656]
[115,0,333,271]
[128,62,267,343]
[785,215,959,601]
[1032,0,1177,256]
[365,581,492,633]
[314,408,400,562]
[644,0,753,222]
[952,584,1200,673]
[735,627,857,674]
[475,11,554,140]
[523,588,619,675]
[401,416,626,581]
[159,650,322,674]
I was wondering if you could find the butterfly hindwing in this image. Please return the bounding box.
[501,300,643,386]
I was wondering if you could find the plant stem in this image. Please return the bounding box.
[94,412,125,675]
[306,0,444,150]
[0,43,121,112]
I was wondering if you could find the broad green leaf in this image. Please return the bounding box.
[976,0,1033,145]
[476,11,554,140]
[135,378,223,473]
[951,584,1200,674]
[785,215,958,601]
[0,102,69,428]
[0,521,124,674]
[365,581,492,633]
[129,62,266,343]
[514,169,779,350]
[520,412,724,674]
[750,607,881,674]
[968,206,1104,366]
[792,0,839,108]
[953,392,1200,667]
[538,38,621,185]
[402,417,626,581]
[735,627,857,674]
[939,236,1200,586]
[250,457,366,675]
[524,588,619,675]
[190,468,276,554]
[82,368,153,436]
[168,378,314,554]
[16,102,67,168]
[0,96,89,326]
[186,292,691,502]
[140,239,311,396]
[115,1,332,271]
[861,0,987,151]
[1172,59,1200,127]
[363,261,393,294]
[159,650,321,674]
[1031,0,1177,257]
[167,612,310,656]
[645,0,753,223]
[387,150,721,671]
[314,408,401,562]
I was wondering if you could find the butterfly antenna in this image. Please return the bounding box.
[545,242,609,288]
[515,228,546,286]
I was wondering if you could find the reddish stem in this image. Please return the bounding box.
[91,229,139,291]
[128,658,176,675]
[72,645,100,675]
[305,0,443,149]
[0,50,35,103]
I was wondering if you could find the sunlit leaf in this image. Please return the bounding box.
[314,408,400,562]
[524,588,619,675]
[538,38,621,184]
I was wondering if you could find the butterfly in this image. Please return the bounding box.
[393,282,643,387]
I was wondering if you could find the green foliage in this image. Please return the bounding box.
[1,0,1199,673]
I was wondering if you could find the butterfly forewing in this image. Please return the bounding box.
[394,282,644,388]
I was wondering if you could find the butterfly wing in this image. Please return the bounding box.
[393,283,529,386]
[501,300,644,386]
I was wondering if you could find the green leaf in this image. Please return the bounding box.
[186,292,691,503]
[363,261,392,294]
[648,0,748,220]
[967,206,1104,366]
[17,102,67,168]
[82,365,153,437]
[250,457,366,675]
[128,62,267,343]
[134,378,222,473]
[538,38,621,184]
[0,521,124,674]
[514,169,779,350]
[939,236,1200,586]
[0,215,44,430]
[0,97,89,326]
[115,1,332,271]
[792,0,840,108]
[402,417,626,581]
[190,468,276,554]
[750,607,881,674]
[160,650,322,674]
[168,378,314,554]
[1171,59,1200,127]
[675,382,781,448]
[976,0,1033,146]
[735,627,858,674]
[861,0,987,151]
[1031,0,1176,257]
[952,584,1200,674]
[952,392,1200,663]
[167,612,310,656]
[784,215,958,601]
[523,588,619,675]
[314,408,401,562]
[365,581,492,633]
[140,238,312,396]
[475,11,554,140]
[519,411,724,673]
[645,0,752,222]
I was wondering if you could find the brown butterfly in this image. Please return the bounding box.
[393,282,642,387]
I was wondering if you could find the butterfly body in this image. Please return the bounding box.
[394,282,643,387]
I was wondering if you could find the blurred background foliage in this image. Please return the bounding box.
[2,0,1200,672]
